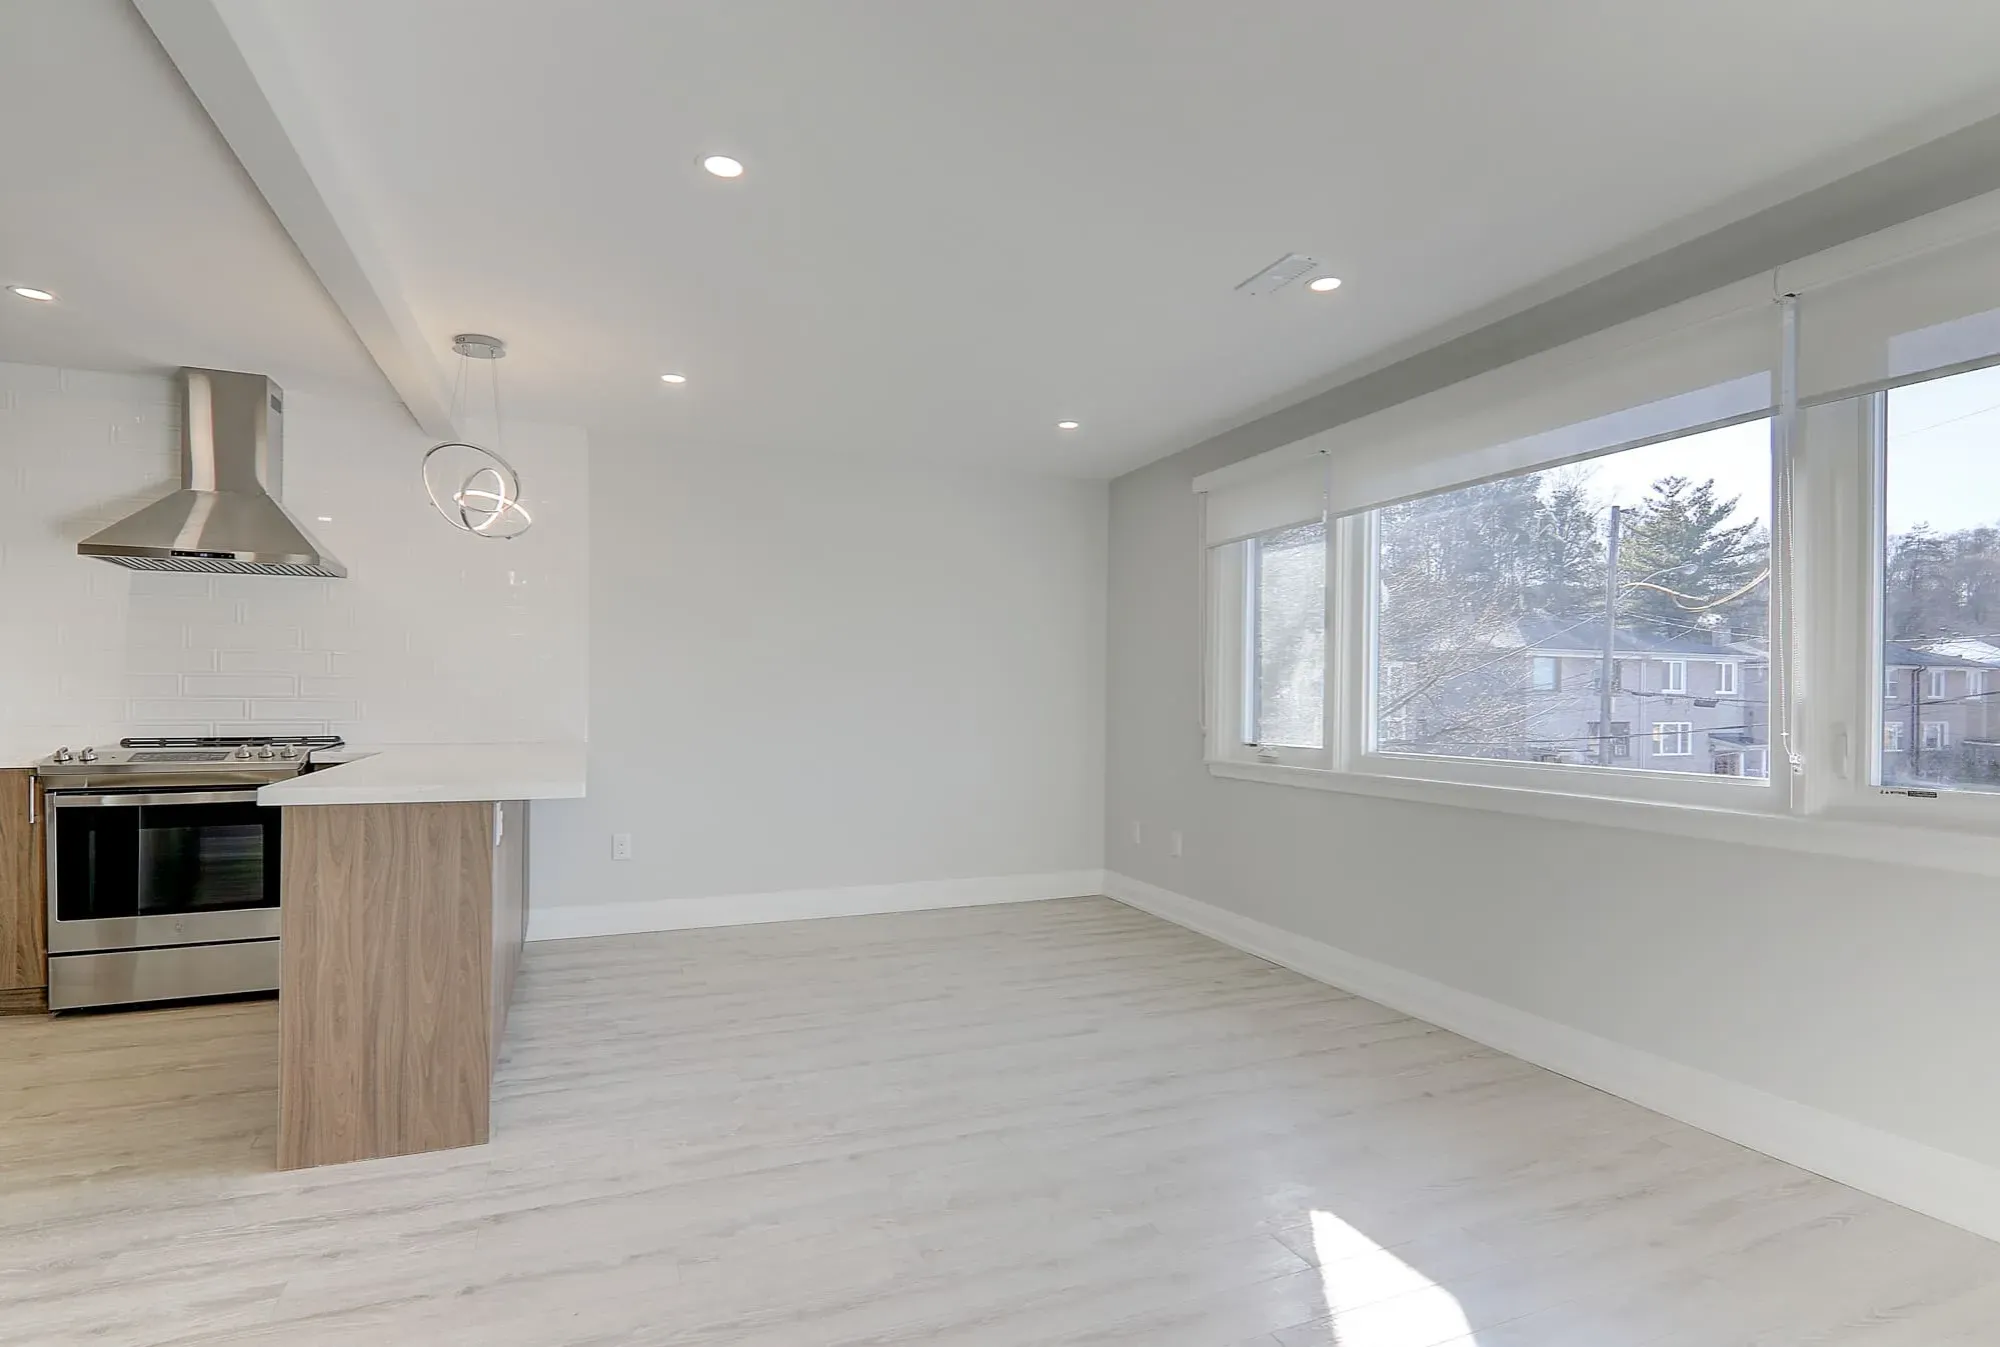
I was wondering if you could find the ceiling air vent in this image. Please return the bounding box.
[1234,253,1322,297]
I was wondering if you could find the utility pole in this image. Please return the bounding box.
[1598,506,1621,767]
[1909,665,1923,780]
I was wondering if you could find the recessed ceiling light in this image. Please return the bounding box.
[316,516,333,523]
[700,155,745,179]
[1307,276,1343,293]
[8,285,56,303]
[660,372,688,384]
[1056,420,1080,431]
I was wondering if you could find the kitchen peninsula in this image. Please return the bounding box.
[258,743,583,1170]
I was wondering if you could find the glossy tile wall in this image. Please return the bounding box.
[0,362,588,765]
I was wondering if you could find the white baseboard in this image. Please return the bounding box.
[527,869,1107,942]
[1103,870,2000,1245]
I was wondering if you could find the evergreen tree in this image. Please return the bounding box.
[1527,470,1605,618]
[1617,476,1766,639]
[1884,524,1951,639]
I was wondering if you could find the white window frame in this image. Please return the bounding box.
[1927,669,1950,699]
[1716,661,1738,696]
[1923,720,1950,752]
[1813,374,2000,828]
[1884,721,1906,752]
[1206,528,1332,770]
[1653,721,1694,756]
[1201,296,2000,876]
[1321,441,1787,814]
[1662,660,1688,694]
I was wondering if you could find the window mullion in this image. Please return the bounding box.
[1329,512,1369,771]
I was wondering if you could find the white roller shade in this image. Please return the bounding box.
[1197,456,1326,545]
[1789,187,2000,403]
[1309,279,1777,519]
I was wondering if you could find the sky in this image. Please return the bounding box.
[1556,418,1771,532]
[1885,362,2000,535]
[1535,361,2000,538]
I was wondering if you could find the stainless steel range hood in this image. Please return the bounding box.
[78,368,346,578]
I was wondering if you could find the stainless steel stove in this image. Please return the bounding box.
[36,736,342,1010]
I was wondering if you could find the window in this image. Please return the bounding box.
[1245,521,1325,750]
[1653,722,1693,756]
[1369,420,1770,775]
[1880,366,2000,793]
[1588,720,1632,758]
[1200,195,2000,839]
[1379,661,1410,744]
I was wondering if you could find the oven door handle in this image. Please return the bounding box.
[49,789,266,808]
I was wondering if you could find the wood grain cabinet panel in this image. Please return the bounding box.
[0,769,46,1014]
[277,799,531,1170]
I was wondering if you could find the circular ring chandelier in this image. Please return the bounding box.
[424,334,533,539]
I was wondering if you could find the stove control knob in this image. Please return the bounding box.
[256,745,276,759]
[52,746,73,763]
[78,747,98,763]
[234,745,253,760]
[277,744,298,759]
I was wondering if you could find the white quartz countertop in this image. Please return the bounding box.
[257,742,586,806]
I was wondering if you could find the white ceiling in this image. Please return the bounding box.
[9,2,2000,476]
[0,1,386,401]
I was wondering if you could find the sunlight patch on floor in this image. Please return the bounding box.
[1303,1209,1476,1346]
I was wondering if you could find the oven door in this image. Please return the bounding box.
[47,789,282,954]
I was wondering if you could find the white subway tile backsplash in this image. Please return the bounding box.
[125,594,239,621]
[128,646,222,674]
[248,699,359,722]
[181,623,302,652]
[212,721,329,739]
[130,699,249,721]
[117,722,219,740]
[217,650,331,675]
[182,674,300,698]
[0,367,586,764]
[128,572,216,599]
[122,674,185,699]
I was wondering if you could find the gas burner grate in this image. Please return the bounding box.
[120,735,345,750]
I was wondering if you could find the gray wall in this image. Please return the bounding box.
[533,439,1106,912]
[1104,117,2000,1170]
[1106,441,2000,1168]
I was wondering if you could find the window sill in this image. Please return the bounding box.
[1206,759,2000,880]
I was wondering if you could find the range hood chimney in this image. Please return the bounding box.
[78,368,346,578]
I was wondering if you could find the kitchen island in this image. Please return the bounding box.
[258,743,584,1170]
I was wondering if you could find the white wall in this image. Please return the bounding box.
[1105,440,2000,1173]
[0,361,587,765]
[531,440,1105,915]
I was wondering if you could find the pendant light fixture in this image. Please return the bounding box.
[422,333,533,539]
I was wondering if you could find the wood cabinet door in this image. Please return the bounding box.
[0,768,46,1008]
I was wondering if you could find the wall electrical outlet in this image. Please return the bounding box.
[1169,829,1184,858]
[611,833,634,861]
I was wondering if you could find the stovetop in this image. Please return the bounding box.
[36,735,345,786]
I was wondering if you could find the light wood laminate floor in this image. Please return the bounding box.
[4,897,1998,1346]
